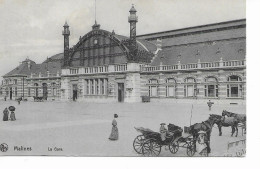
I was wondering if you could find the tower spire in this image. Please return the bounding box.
[92,0,100,30]
[62,21,70,67]
[128,4,138,47]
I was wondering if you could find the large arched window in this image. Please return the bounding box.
[148,79,158,97]
[166,78,176,97]
[204,77,218,98]
[184,77,197,97]
[227,75,242,98]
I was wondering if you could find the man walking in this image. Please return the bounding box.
[207,100,214,111]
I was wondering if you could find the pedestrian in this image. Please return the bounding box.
[196,130,208,156]
[18,99,21,105]
[4,96,6,101]
[10,111,16,121]
[160,123,167,141]
[109,114,118,141]
[3,108,9,121]
[207,100,214,111]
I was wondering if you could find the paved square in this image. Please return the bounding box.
[0,100,246,156]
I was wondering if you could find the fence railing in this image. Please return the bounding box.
[60,60,245,75]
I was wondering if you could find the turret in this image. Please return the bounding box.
[128,4,138,48]
[62,21,70,67]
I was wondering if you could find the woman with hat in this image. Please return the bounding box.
[109,114,119,141]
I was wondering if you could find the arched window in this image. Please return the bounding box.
[148,79,158,97]
[227,75,242,98]
[166,78,176,97]
[184,77,197,97]
[204,77,218,98]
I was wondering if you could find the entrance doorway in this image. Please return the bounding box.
[118,83,124,102]
[42,83,48,100]
[72,84,78,101]
[10,88,12,100]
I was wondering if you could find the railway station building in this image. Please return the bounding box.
[0,5,246,103]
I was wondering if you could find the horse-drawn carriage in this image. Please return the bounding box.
[33,96,44,102]
[133,124,196,156]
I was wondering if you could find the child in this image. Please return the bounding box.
[160,123,167,141]
[10,111,16,121]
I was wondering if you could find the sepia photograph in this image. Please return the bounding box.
[0,0,248,158]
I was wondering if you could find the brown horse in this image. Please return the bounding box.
[209,114,239,137]
[189,116,216,154]
[222,110,246,134]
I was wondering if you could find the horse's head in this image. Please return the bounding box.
[209,114,222,124]
[222,110,228,116]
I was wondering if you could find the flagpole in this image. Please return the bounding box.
[190,104,193,126]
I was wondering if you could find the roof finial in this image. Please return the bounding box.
[95,0,97,23]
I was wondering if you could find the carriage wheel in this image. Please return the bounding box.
[142,139,161,156]
[186,142,195,157]
[169,140,179,154]
[200,148,208,157]
[133,135,146,154]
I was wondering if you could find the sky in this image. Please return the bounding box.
[0,0,246,79]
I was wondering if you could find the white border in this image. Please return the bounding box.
[1,1,260,169]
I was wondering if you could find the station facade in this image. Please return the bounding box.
[0,5,246,103]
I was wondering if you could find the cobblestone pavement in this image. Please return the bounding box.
[0,100,246,156]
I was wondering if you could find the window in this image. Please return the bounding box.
[204,77,218,98]
[148,79,158,97]
[51,83,57,96]
[86,80,90,95]
[91,80,94,95]
[34,83,39,97]
[100,79,104,95]
[85,78,107,96]
[227,75,242,98]
[166,78,176,97]
[95,79,99,95]
[184,77,197,97]
[15,87,17,96]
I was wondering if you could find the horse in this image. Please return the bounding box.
[222,110,246,133]
[189,116,216,154]
[209,114,239,137]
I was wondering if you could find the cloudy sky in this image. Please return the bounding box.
[0,0,245,79]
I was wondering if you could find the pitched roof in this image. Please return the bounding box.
[113,34,157,53]
[3,53,63,77]
[151,38,246,66]
[137,19,246,42]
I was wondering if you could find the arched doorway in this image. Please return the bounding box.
[9,87,12,100]
[42,83,48,100]
[72,84,78,101]
[118,83,124,102]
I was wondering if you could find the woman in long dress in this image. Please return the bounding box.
[109,114,118,140]
[3,108,9,121]
[10,111,16,121]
